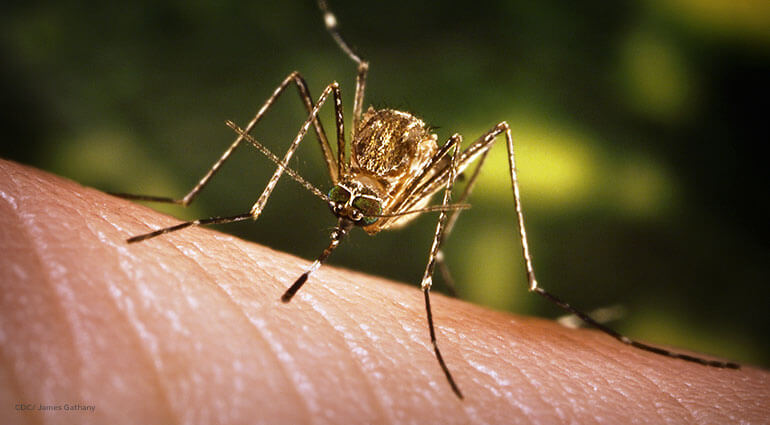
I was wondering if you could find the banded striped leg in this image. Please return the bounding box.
[126,82,346,243]
[420,134,464,399]
[112,71,339,205]
[488,121,740,369]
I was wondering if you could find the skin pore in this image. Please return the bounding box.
[1,158,768,424]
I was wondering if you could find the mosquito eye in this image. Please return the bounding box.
[328,186,350,204]
[352,196,382,225]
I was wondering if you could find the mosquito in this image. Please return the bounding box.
[114,0,739,399]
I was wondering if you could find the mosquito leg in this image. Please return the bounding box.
[420,134,464,399]
[434,147,493,297]
[108,193,185,204]
[420,133,463,309]
[249,82,344,218]
[187,71,336,198]
[352,62,369,137]
[556,305,626,329]
[112,71,338,205]
[126,82,343,244]
[126,213,253,243]
[317,0,369,137]
[533,287,739,368]
[331,75,349,178]
[444,148,491,239]
[487,121,740,369]
[281,218,353,302]
[422,121,740,368]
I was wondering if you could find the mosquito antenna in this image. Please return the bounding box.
[317,0,364,65]
[282,218,354,302]
[226,121,330,203]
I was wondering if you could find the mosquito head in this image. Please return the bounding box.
[327,182,383,226]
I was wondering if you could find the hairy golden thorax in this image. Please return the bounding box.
[337,107,439,233]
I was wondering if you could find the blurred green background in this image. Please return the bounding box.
[1,0,768,367]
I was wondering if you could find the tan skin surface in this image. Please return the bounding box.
[1,158,768,425]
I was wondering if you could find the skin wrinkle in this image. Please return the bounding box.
[409,324,459,398]
[499,323,562,398]
[202,238,248,280]
[591,333,705,424]
[255,304,323,418]
[227,241,385,423]
[317,270,470,422]
[95,196,249,423]
[462,339,534,425]
[465,358,532,425]
[626,357,736,424]
[0,205,40,425]
[638,377,700,425]
[559,332,672,424]
[286,302,350,421]
[267,246,386,421]
[229,239,286,291]
[148,230,310,423]
[47,204,126,406]
[213,284,314,423]
[298,288,392,423]
[558,364,612,424]
[221,240,336,408]
[3,166,179,423]
[505,339,570,424]
[107,277,180,425]
[489,337,555,419]
[90,217,180,424]
[392,304,485,423]
[608,356,695,423]
[11,176,85,402]
[691,371,743,421]
[519,338,578,423]
[389,306,447,394]
[592,344,668,423]
[321,276,412,422]
[376,300,461,420]
[88,213,182,423]
[389,315,463,417]
[389,304,453,394]
[196,243,314,424]
[582,329,722,422]
[465,350,520,417]
[0,350,28,425]
[430,324,475,424]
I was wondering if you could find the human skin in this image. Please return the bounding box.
[1,158,768,425]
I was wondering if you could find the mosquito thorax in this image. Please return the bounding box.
[351,108,439,194]
[327,182,382,227]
